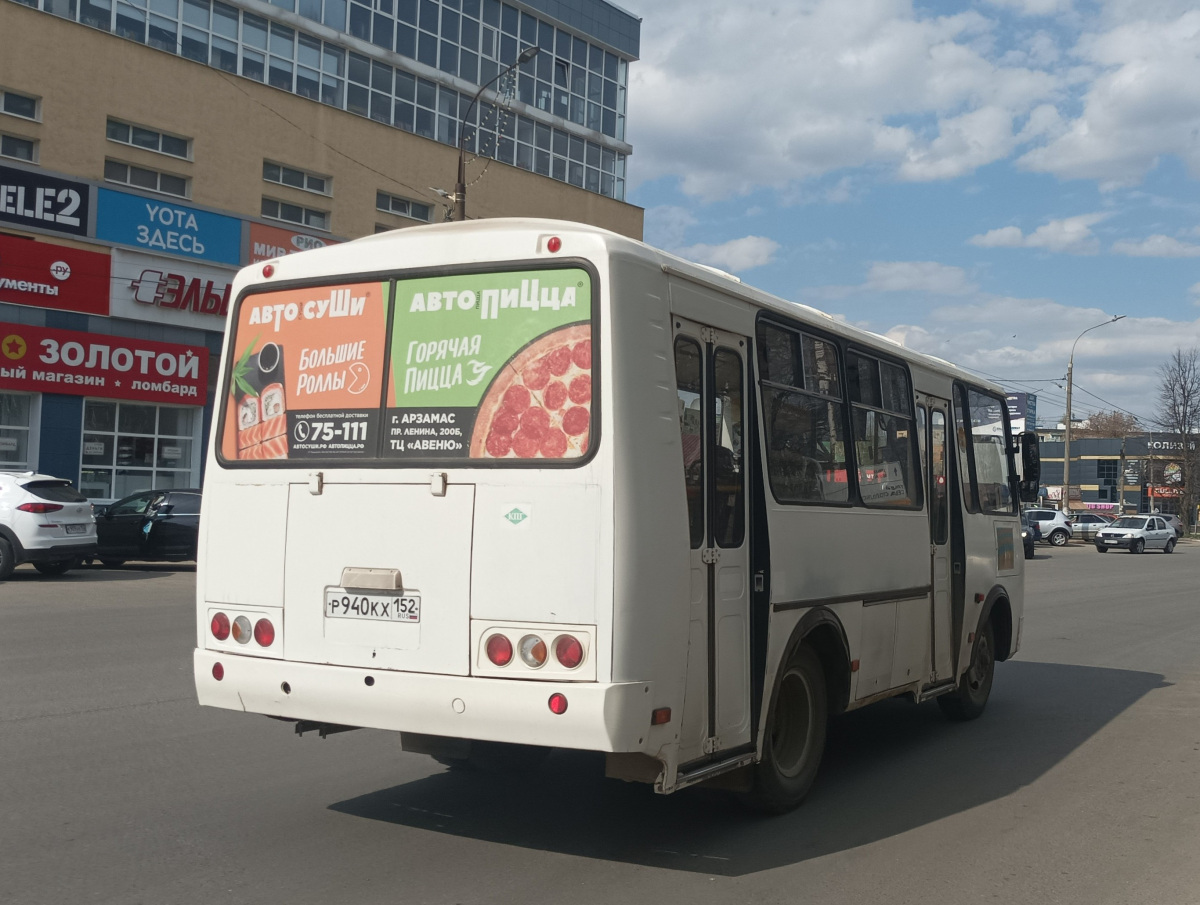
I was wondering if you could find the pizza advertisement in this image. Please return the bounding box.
[219,281,391,462]
[385,267,593,462]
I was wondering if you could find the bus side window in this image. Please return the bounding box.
[674,337,705,549]
[713,347,744,549]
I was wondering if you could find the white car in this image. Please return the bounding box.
[1024,507,1073,546]
[0,472,98,579]
[1094,515,1177,554]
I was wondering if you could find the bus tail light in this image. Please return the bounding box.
[518,634,547,668]
[254,618,275,647]
[651,707,671,725]
[548,693,568,714]
[554,635,584,669]
[485,633,513,666]
[231,615,253,644]
[546,236,562,253]
[211,612,230,641]
[212,662,224,680]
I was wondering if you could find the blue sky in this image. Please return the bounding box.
[618,0,1200,426]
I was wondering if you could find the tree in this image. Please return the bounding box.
[1075,410,1142,438]
[1155,348,1200,531]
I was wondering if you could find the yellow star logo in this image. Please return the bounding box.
[2,334,26,361]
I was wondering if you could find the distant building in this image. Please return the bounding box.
[1037,433,1195,516]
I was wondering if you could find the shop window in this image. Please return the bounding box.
[79,400,198,500]
[0,393,34,471]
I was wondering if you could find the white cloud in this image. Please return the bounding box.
[623,0,1060,200]
[864,261,977,294]
[808,260,976,298]
[643,205,696,249]
[968,213,1109,253]
[981,0,1074,16]
[1017,11,1200,185]
[1111,235,1200,257]
[674,236,781,272]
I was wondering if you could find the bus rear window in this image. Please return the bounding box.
[219,267,594,465]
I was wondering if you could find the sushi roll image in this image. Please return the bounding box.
[259,382,288,452]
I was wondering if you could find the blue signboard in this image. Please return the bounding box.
[95,188,241,266]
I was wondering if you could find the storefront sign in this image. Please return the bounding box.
[0,164,90,238]
[109,249,234,332]
[95,188,241,266]
[0,234,111,316]
[247,222,339,264]
[0,321,208,406]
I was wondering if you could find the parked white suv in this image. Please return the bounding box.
[0,472,97,579]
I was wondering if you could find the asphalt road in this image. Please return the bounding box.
[3,543,1199,905]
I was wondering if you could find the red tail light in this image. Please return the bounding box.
[17,502,63,513]
[554,635,584,669]
[485,633,513,666]
[210,612,230,641]
[212,662,224,680]
[548,693,568,714]
[254,618,275,647]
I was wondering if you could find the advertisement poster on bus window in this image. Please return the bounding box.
[220,282,390,461]
[385,268,592,461]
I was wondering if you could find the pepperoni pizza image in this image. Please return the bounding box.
[469,323,592,459]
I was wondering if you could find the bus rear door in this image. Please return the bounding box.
[673,318,752,762]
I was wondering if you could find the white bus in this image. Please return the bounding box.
[194,219,1040,812]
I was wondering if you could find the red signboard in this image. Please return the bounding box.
[247,222,340,264]
[0,234,111,316]
[0,321,208,406]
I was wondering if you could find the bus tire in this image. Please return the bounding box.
[938,619,995,722]
[745,644,828,814]
[434,741,551,774]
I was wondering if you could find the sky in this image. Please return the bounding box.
[617,0,1200,428]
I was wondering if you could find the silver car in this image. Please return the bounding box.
[1070,512,1114,542]
[1095,515,1177,554]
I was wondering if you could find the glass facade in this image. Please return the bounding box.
[79,400,200,500]
[18,0,632,201]
[0,393,34,470]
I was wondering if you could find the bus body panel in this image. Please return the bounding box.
[282,480,474,674]
[194,650,652,751]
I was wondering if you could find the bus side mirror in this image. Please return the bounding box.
[1017,430,1040,503]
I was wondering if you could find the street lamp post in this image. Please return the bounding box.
[1062,315,1125,513]
[454,45,540,222]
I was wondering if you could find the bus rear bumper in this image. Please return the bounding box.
[194,649,653,753]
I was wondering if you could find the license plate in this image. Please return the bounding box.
[1104,539,1117,545]
[65,523,88,535]
[324,588,420,623]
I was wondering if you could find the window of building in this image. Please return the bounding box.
[106,118,192,159]
[80,401,199,501]
[21,0,633,202]
[261,197,330,230]
[0,134,37,163]
[0,89,39,121]
[0,393,35,471]
[263,161,330,195]
[375,190,431,222]
[757,321,850,504]
[1097,459,1119,484]
[846,351,921,509]
[104,159,189,198]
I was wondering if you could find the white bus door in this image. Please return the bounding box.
[673,319,752,762]
[924,398,956,682]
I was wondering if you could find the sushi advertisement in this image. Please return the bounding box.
[220,281,390,461]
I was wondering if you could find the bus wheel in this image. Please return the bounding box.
[938,620,994,722]
[745,644,828,814]
[434,741,551,774]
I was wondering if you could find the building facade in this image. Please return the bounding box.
[0,0,641,500]
[1037,434,1193,518]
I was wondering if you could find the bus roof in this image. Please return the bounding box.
[248,217,1006,397]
